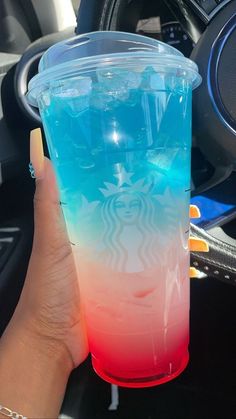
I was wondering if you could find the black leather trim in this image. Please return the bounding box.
[190,223,236,285]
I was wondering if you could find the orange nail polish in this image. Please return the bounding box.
[189,237,209,252]
[189,267,199,278]
[189,205,201,218]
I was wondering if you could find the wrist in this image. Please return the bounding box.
[2,315,74,377]
[0,317,72,419]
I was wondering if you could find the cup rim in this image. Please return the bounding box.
[27,51,202,107]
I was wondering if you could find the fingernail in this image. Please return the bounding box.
[189,267,200,278]
[189,205,201,218]
[30,128,44,179]
[189,237,209,252]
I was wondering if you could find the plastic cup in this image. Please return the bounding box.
[27,31,201,388]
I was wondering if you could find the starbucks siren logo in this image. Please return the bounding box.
[80,168,161,273]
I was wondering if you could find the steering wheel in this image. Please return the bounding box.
[15,0,236,285]
[74,0,236,286]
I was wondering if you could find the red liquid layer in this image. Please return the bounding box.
[89,322,189,387]
[74,249,190,388]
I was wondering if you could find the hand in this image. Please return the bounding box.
[11,128,88,369]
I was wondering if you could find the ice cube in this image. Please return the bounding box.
[94,68,141,108]
[150,72,165,91]
[51,77,92,116]
[51,77,92,97]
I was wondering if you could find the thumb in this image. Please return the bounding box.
[30,129,70,259]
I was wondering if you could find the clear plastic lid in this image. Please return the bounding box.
[28,31,201,107]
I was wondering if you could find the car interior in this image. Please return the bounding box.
[0,0,236,418]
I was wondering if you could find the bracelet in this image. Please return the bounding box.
[0,404,27,419]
